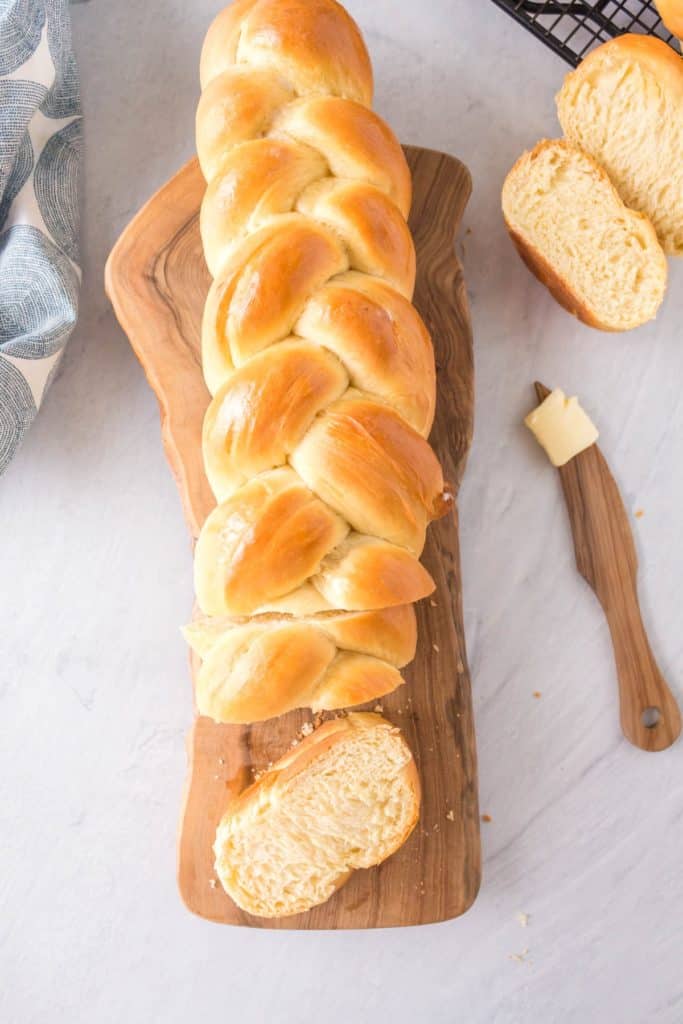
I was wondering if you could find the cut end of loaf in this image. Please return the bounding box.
[213,713,420,917]
[502,139,667,331]
[556,34,683,256]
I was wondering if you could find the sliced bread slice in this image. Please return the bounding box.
[213,713,420,918]
[556,35,683,255]
[502,139,667,331]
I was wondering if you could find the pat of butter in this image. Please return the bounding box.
[525,388,598,467]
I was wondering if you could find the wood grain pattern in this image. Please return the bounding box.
[535,382,681,753]
[105,147,480,927]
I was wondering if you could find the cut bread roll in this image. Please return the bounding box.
[556,35,683,255]
[213,713,420,918]
[502,139,667,331]
[183,605,416,723]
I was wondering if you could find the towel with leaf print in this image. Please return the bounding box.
[0,0,81,476]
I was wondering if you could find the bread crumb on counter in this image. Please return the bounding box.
[508,948,529,963]
[635,508,645,519]
[533,691,542,699]
[481,813,492,823]
[517,912,530,927]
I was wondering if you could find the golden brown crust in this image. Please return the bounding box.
[185,603,417,665]
[564,32,683,94]
[297,180,416,297]
[272,97,411,218]
[194,465,437,617]
[187,605,416,724]
[655,0,683,37]
[202,340,348,501]
[290,395,446,554]
[296,274,435,436]
[194,1,444,785]
[204,216,348,379]
[199,139,327,276]
[193,469,348,616]
[313,535,436,609]
[195,68,296,182]
[200,0,373,104]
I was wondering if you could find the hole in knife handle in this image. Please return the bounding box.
[641,707,661,729]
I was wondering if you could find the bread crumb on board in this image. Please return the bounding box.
[481,813,492,823]
[508,948,529,963]
[433,643,440,653]
[209,879,217,889]
[300,721,313,736]
[373,704,383,713]
[429,599,437,608]
[446,809,455,821]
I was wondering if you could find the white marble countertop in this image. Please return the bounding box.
[2,2,682,1021]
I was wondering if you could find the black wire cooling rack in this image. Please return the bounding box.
[489,0,678,65]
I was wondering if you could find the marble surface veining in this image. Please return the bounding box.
[1,2,682,1021]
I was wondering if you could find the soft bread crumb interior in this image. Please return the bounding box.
[503,141,666,329]
[558,56,683,254]
[214,724,416,917]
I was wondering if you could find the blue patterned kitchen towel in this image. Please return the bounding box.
[0,0,81,476]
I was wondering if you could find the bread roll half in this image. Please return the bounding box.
[502,139,667,331]
[556,35,683,255]
[214,713,420,918]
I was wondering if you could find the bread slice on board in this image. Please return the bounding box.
[556,35,683,256]
[502,139,667,331]
[213,713,420,918]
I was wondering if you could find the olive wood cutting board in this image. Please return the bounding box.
[105,146,480,928]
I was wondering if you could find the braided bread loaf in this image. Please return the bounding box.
[190,0,448,723]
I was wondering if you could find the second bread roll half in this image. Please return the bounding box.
[556,35,683,256]
[502,139,667,331]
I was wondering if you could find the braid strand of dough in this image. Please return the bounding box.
[190,0,450,723]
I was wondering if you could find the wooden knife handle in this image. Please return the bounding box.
[604,589,681,752]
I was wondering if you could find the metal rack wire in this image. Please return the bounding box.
[489,0,678,65]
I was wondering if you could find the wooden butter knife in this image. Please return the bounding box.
[535,382,681,752]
